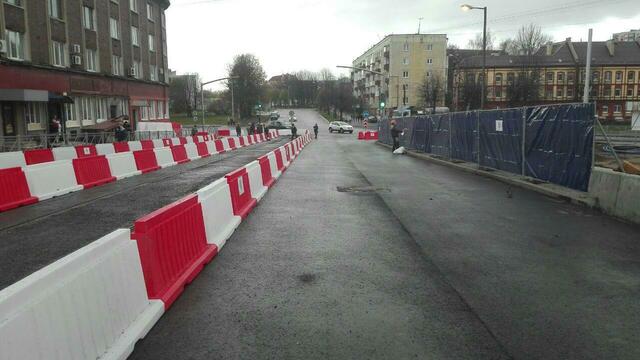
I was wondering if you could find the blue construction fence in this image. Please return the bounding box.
[378,103,594,191]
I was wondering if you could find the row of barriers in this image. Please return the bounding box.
[0,130,281,212]
[0,131,313,359]
[358,131,379,140]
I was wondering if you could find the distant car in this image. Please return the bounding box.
[328,121,354,134]
[289,116,297,122]
[365,115,378,123]
[269,111,280,121]
[268,120,292,129]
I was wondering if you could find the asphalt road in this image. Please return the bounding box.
[0,138,287,290]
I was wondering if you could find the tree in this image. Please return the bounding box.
[169,73,200,117]
[467,30,495,50]
[500,24,552,56]
[418,73,445,112]
[227,54,266,119]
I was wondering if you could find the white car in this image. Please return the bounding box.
[328,121,354,134]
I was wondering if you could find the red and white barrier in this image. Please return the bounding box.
[196,178,241,250]
[0,167,38,211]
[24,149,54,165]
[153,147,178,168]
[0,151,26,169]
[52,146,77,161]
[128,141,143,152]
[24,160,82,200]
[96,143,116,155]
[107,152,142,180]
[245,160,268,201]
[184,143,201,161]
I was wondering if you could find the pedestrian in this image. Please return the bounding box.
[50,115,62,144]
[235,122,242,137]
[248,122,255,135]
[390,120,403,152]
[291,123,297,140]
[264,124,270,140]
[122,121,131,140]
[191,125,198,136]
[313,123,319,139]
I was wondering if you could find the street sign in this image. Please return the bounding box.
[363,111,369,117]
[363,120,368,129]
[289,110,295,117]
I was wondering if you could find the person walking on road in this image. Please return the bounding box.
[390,120,403,152]
[235,123,242,137]
[291,123,297,140]
[313,123,319,139]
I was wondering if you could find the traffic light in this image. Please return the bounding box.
[380,101,385,109]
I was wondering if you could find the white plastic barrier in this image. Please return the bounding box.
[153,147,177,168]
[185,136,194,144]
[279,146,291,167]
[107,152,142,180]
[278,129,292,136]
[223,138,233,151]
[24,160,82,200]
[196,178,241,250]
[184,143,200,161]
[152,139,165,148]
[267,151,282,180]
[245,160,267,201]
[128,141,143,152]
[0,229,164,360]
[0,151,26,169]
[205,140,218,155]
[52,146,77,161]
[96,143,116,155]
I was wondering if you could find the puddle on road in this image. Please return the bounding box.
[298,273,317,284]
[336,186,390,194]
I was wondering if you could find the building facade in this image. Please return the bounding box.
[453,38,640,122]
[0,0,170,137]
[351,34,448,115]
[613,30,640,42]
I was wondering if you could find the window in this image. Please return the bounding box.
[546,72,554,83]
[24,103,47,127]
[112,55,123,75]
[149,64,157,81]
[426,44,433,51]
[146,3,154,21]
[110,18,120,39]
[604,71,612,83]
[426,58,433,64]
[48,0,62,19]
[130,0,138,12]
[556,87,563,97]
[546,89,553,99]
[567,87,574,98]
[403,43,409,51]
[507,73,514,84]
[614,104,622,113]
[567,72,575,83]
[52,41,66,67]
[557,72,565,83]
[4,0,22,6]
[602,105,608,113]
[615,71,623,82]
[604,86,611,97]
[495,87,502,98]
[401,57,408,65]
[615,88,621,97]
[5,30,25,60]
[628,71,635,82]
[83,6,96,30]
[592,71,600,83]
[495,73,502,83]
[86,49,97,72]
[402,71,409,78]
[133,60,143,79]
[148,34,155,52]
[426,71,431,77]
[131,26,139,46]
[627,87,634,97]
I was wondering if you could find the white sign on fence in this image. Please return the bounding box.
[496,120,503,132]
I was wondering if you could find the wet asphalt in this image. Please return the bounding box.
[0,138,287,290]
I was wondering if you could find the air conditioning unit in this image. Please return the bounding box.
[71,44,81,54]
[127,67,136,77]
[0,39,6,54]
[71,55,82,65]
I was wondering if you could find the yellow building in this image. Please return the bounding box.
[351,34,448,115]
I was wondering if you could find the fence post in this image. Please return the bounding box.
[521,109,526,176]
[476,111,481,166]
[448,114,452,160]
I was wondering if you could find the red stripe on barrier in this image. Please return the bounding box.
[238,137,246,147]
[246,136,254,145]
[196,142,210,157]
[24,148,54,165]
[178,137,187,145]
[140,140,155,150]
[162,138,172,147]
[258,155,275,188]
[0,167,38,211]
[217,129,230,137]
[132,194,217,309]
[72,155,116,188]
[225,168,256,219]
[192,136,199,144]
[227,137,237,150]
[114,142,130,153]
[134,149,161,173]
[214,140,225,154]
[170,145,190,164]
[252,134,259,143]
[75,145,98,158]
[274,148,285,172]
[259,133,266,142]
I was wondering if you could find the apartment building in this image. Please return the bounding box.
[351,34,448,115]
[613,29,640,42]
[0,0,170,137]
[453,38,640,122]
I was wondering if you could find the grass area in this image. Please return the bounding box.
[170,113,229,126]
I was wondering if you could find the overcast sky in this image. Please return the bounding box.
[166,0,640,91]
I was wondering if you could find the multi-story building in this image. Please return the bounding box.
[613,30,640,42]
[0,0,170,138]
[351,34,448,115]
[453,38,640,122]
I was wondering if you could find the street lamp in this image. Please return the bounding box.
[200,76,238,128]
[460,4,487,110]
[336,65,399,116]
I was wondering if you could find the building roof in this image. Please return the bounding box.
[458,40,640,69]
[353,33,448,62]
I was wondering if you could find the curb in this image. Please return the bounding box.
[376,142,596,209]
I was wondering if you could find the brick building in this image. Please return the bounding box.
[0,0,170,137]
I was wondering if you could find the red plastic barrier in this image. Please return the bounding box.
[75,145,98,158]
[196,142,210,157]
[162,138,173,147]
[369,131,379,140]
[134,149,161,173]
[284,144,292,163]
[260,133,266,142]
[140,139,155,150]
[0,167,38,211]
[358,131,365,140]
[72,155,116,188]
[114,142,130,153]
[24,148,53,165]
[227,137,237,150]
[252,134,259,143]
[274,148,285,172]
[258,155,275,188]
[191,136,199,144]
[238,137,246,147]
[214,140,225,154]
[132,194,217,309]
[217,129,230,137]
[170,145,189,164]
[225,168,256,219]
[171,122,182,136]
[178,137,187,145]
[246,136,254,145]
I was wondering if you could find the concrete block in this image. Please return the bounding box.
[614,172,640,224]
[589,167,622,214]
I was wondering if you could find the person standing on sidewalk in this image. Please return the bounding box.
[291,123,297,140]
[390,120,402,152]
[313,123,319,139]
[235,123,242,137]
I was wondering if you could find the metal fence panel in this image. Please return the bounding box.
[451,111,478,162]
[410,117,427,152]
[479,108,524,174]
[427,114,450,157]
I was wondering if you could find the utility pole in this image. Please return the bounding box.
[418,17,423,34]
[583,28,593,104]
[231,80,235,122]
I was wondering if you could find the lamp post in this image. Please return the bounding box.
[461,4,487,110]
[337,65,399,117]
[200,76,238,128]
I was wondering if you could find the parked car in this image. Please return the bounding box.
[365,115,378,123]
[328,121,354,134]
[268,120,292,129]
[269,111,280,121]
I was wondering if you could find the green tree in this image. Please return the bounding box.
[227,54,266,119]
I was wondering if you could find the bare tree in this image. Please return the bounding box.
[227,54,266,119]
[418,73,445,112]
[467,30,495,50]
[501,24,552,55]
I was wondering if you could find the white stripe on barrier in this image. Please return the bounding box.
[52,146,77,161]
[0,229,164,360]
[128,141,143,152]
[223,138,233,151]
[184,143,200,160]
[196,178,241,250]
[170,138,181,146]
[24,160,82,200]
[279,129,292,136]
[0,151,26,169]
[185,137,194,144]
[245,160,267,201]
[152,139,165,148]
[96,143,116,155]
[197,135,205,143]
[107,152,142,180]
[267,151,281,180]
[153,147,177,168]
[205,140,218,155]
